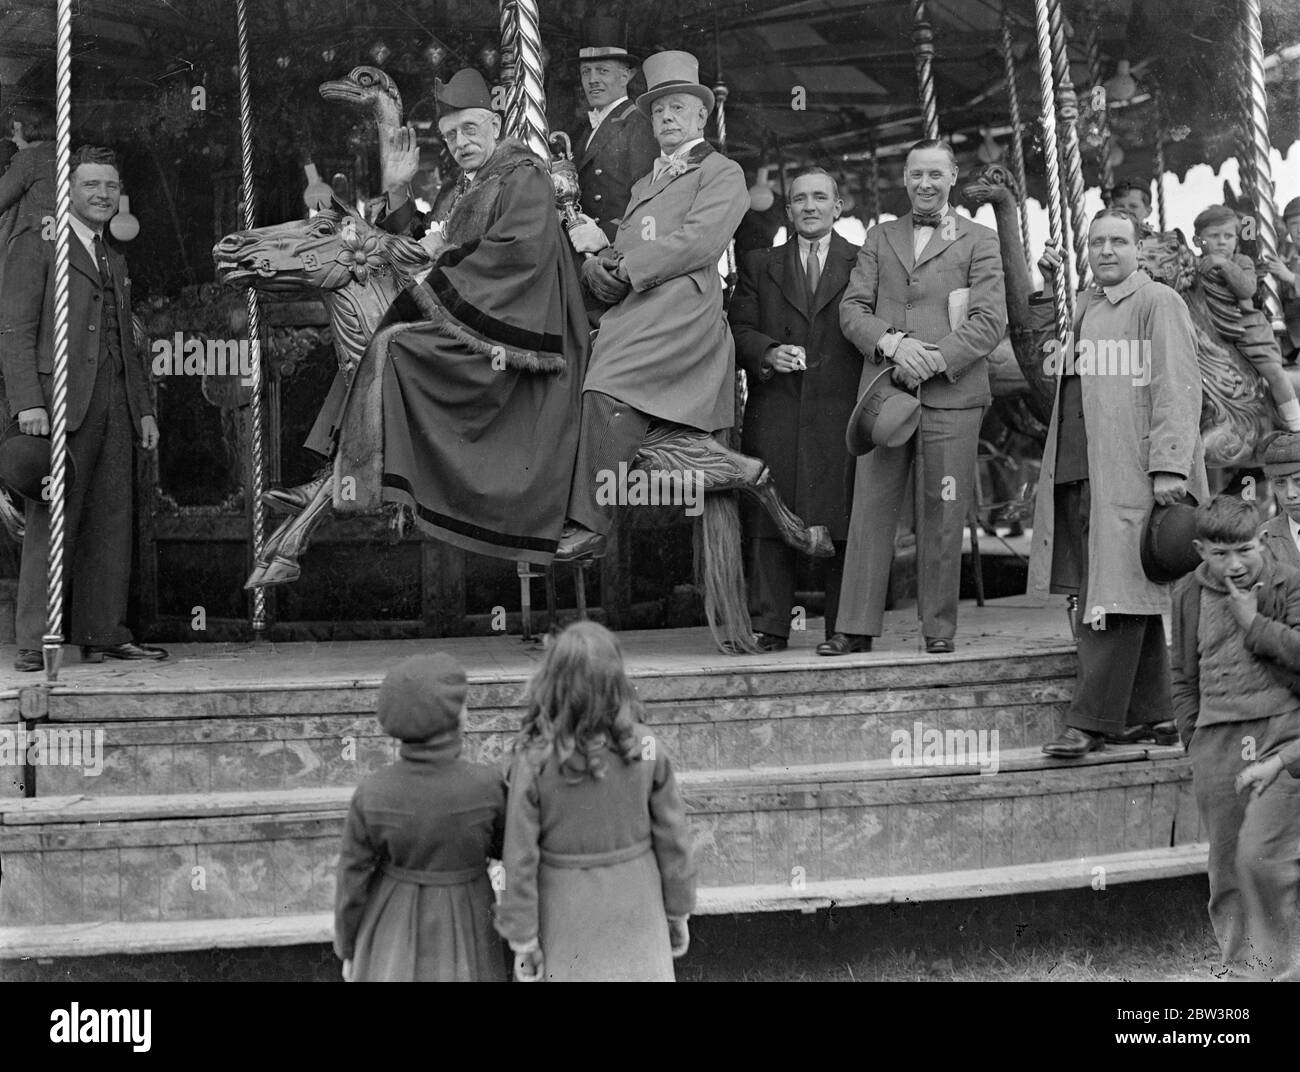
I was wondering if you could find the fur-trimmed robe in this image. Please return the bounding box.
[359,138,589,564]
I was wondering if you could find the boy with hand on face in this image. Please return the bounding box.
[1193,204,1300,431]
[1171,492,1300,979]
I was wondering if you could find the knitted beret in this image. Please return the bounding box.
[1192,204,1238,234]
[375,653,468,742]
[1261,430,1300,477]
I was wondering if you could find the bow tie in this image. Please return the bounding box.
[912,211,945,228]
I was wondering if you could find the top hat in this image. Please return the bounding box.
[845,365,922,456]
[0,428,77,502]
[433,68,495,118]
[636,51,715,116]
[1139,498,1200,584]
[576,17,640,66]
[375,652,469,743]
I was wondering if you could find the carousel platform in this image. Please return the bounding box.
[0,595,1206,960]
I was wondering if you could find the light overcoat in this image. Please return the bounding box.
[1027,270,1210,616]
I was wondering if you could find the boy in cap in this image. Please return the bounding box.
[1193,204,1300,431]
[334,652,507,981]
[1259,430,1300,571]
[1171,493,1300,979]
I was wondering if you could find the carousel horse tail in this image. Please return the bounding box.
[695,492,759,655]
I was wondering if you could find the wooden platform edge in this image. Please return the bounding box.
[0,844,1208,960]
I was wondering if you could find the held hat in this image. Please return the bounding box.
[1139,497,1201,584]
[375,652,468,742]
[576,17,640,66]
[1261,430,1300,478]
[636,51,714,117]
[0,426,77,502]
[845,365,922,456]
[433,68,495,118]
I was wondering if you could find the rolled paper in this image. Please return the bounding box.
[303,163,333,210]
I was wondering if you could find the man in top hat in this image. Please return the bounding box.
[728,168,861,651]
[269,68,590,567]
[826,139,1006,656]
[554,50,749,561]
[1263,196,1300,358]
[566,17,658,247]
[1030,207,1209,756]
[0,145,164,671]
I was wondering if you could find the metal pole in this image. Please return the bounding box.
[1001,3,1032,262]
[1154,115,1168,232]
[1242,0,1285,326]
[867,146,880,226]
[236,0,267,636]
[1049,0,1090,290]
[1085,18,1114,194]
[502,0,549,161]
[911,0,940,139]
[43,0,73,681]
[1033,0,1075,329]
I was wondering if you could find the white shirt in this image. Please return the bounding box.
[585,96,629,148]
[652,137,705,182]
[69,214,104,264]
[799,234,829,275]
[1289,515,1300,558]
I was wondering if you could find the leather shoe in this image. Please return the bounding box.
[261,471,328,514]
[1105,720,1178,746]
[752,632,788,653]
[554,525,607,563]
[14,649,42,672]
[81,642,168,663]
[924,637,955,654]
[1042,726,1105,757]
[816,632,872,656]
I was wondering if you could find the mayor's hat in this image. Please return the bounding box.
[433,68,495,117]
[637,51,714,116]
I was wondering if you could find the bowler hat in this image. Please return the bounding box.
[376,652,469,742]
[1140,499,1200,584]
[845,365,922,456]
[433,68,495,118]
[0,429,77,502]
[576,17,640,66]
[636,51,714,116]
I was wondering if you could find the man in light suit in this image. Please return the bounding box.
[0,145,164,671]
[826,139,1006,654]
[557,50,748,561]
[729,168,861,651]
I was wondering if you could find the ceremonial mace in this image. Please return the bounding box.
[549,131,594,261]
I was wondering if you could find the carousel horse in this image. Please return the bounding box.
[214,198,832,653]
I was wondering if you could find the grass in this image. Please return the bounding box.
[2,875,1222,983]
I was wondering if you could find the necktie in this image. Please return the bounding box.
[93,233,110,287]
[805,240,821,306]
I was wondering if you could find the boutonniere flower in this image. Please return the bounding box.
[665,156,689,179]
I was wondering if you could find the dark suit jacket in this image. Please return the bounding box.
[0,226,152,433]
[839,211,1006,410]
[1259,512,1300,572]
[573,99,658,241]
[1170,553,1300,774]
[729,231,861,539]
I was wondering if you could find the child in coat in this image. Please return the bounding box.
[1171,493,1300,980]
[334,652,507,982]
[496,621,696,982]
[1192,204,1300,431]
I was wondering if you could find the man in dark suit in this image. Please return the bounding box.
[566,17,658,251]
[828,139,1006,655]
[0,145,164,671]
[728,168,860,652]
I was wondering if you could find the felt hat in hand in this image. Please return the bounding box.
[1139,498,1200,584]
[0,428,77,503]
[845,365,922,456]
[576,16,641,65]
[433,69,495,117]
[636,51,714,116]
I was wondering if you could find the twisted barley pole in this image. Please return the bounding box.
[1049,0,1090,289]
[1153,114,1168,232]
[911,0,939,140]
[43,0,74,680]
[504,0,549,161]
[1242,0,1284,325]
[1034,0,1074,328]
[1001,3,1032,260]
[1235,17,1258,204]
[236,0,267,635]
[1084,18,1114,194]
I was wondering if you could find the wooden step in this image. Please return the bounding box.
[0,843,1209,960]
[0,747,1197,928]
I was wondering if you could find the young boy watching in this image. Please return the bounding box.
[1193,204,1300,431]
[1171,492,1300,979]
